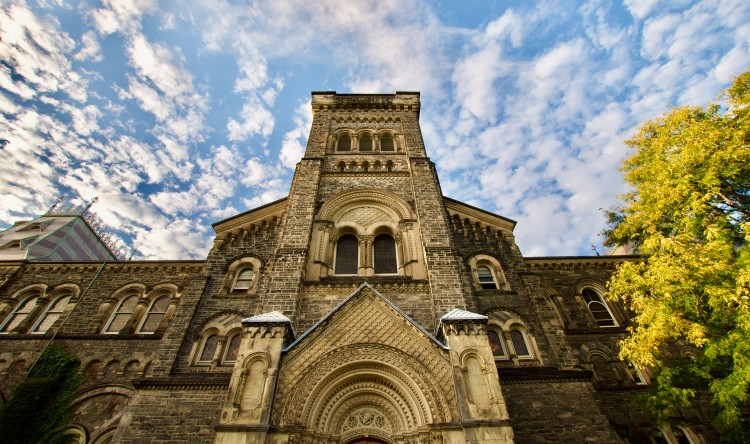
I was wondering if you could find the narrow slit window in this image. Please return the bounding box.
[374,234,397,274]
[335,235,359,274]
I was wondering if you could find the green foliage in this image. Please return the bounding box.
[0,345,82,444]
[605,67,750,440]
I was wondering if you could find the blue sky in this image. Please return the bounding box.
[1,0,749,259]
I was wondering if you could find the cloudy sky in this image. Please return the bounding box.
[1,0,748,259]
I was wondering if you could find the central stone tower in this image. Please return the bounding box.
[211,92,514,443]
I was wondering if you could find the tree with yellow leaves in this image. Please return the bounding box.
[605,68,750,441]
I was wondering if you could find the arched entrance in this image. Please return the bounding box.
[344,438,390,444]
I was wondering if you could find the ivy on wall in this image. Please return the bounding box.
[0,345,83,444]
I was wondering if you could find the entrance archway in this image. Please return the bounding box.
[344,438,390,444]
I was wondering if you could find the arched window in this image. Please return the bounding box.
[137,295,170,333]
[374,234,397,274]
[31,294,71,334]
[0,296,38,333]
[337,134,352,151]
[488,329,507,358]
[103,295,139,333]
[476,265,498,289]
[198,333,219,363]
[582,288,617,327]
[359,135,373,151]
[223,332,242,364]
[509,329,532,358]
[380,135,395,151]
[335,234,359,275]
[232,268,255,291]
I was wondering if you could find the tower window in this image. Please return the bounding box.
[380,135,395,151]
[582,288,617,327]
[335,234,359,274]
[373,234,397,274]
[337,134,352,151]
[232,268,255,291]
[359,135,373,151]
[476,265,498,289]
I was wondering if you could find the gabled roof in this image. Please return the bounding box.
[440,308,488,322]
[283,282,448,352]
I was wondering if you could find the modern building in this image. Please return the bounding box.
[0,92,713,443]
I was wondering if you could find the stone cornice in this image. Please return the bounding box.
[306,278,430,293]
[497,366,594,384]
[132,374,230,390]
[7,261,204,274]
[525,255,641,270]
[443,197,516,232]
[212,197,287,234]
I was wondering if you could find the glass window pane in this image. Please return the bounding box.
[139,314,162,333]
[33,296,71,333]
[1,296,38,332]
[105,295,138,333]
[106,313,130,333]
[488,330,505,357]
[359,136,372,151]
[477,266,497,289]
[224,334,242,363]
[139,296,170,333]
[338,135,351,151]
[335,235,359,274]
[510,330,530,357]
[374,234,397,274]
[233,268,254,290]
[588,301,616,326]
[200,334,219,362]
[380,136,394,151]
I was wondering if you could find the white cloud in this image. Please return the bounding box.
[279,100,312,168]
[74,31,103,62]
[227,99,275,141]
[91,0,156,35]
[133,217,212,259]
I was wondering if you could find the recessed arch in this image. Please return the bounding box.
[319,189,414,222]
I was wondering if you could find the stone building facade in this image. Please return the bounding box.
[0,92,715,443]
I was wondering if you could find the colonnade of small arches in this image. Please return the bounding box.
[334,159,396,173]
[329,129,400,153]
